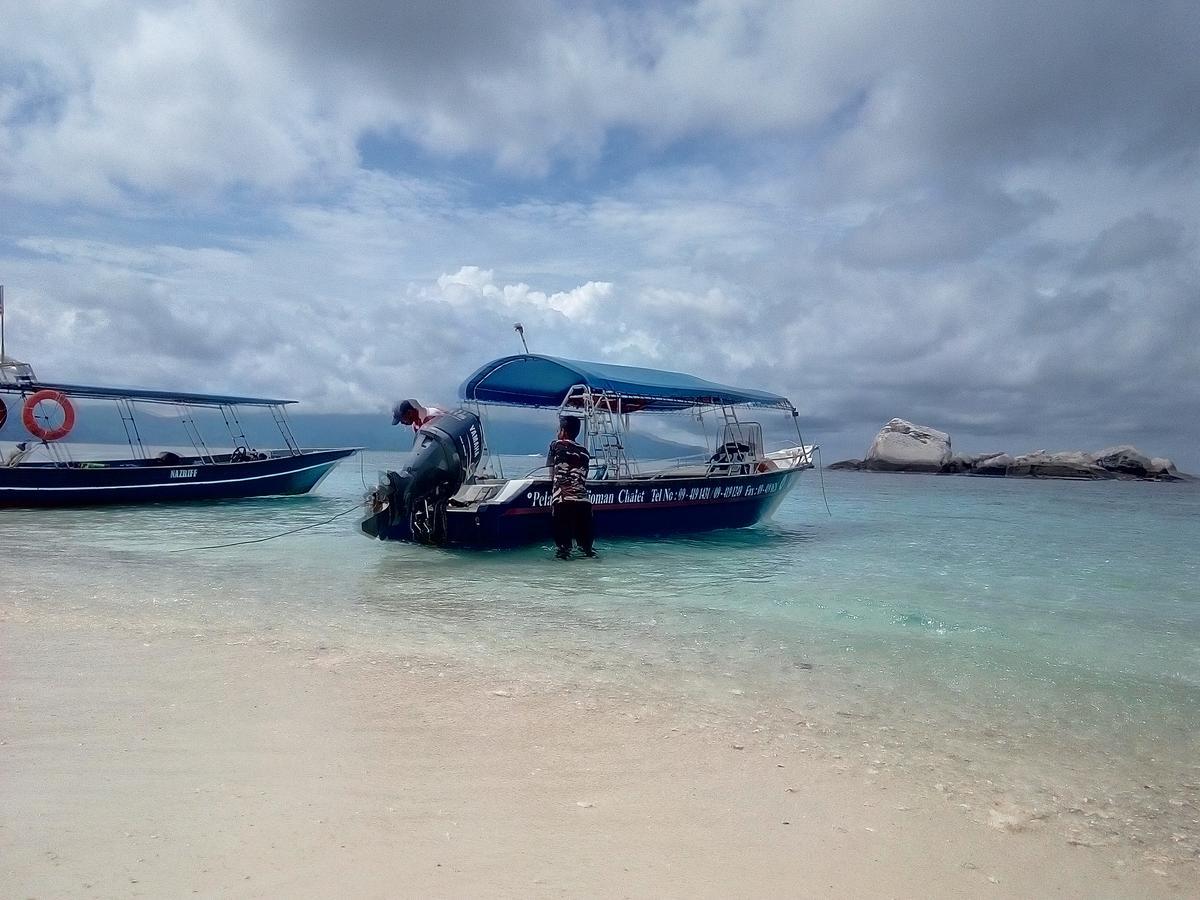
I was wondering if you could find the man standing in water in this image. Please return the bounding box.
[547,415,596,560]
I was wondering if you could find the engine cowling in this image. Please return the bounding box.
[362,408,484,543]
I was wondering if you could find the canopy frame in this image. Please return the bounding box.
[1,359,303,465]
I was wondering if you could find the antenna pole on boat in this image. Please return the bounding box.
[1,284,6,362]
[513,322,530,354]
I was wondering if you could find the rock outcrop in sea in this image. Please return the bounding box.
[829,421,1189,481]
[861,418,951,472]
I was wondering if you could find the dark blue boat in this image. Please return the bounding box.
[1,358,357,507]
[361,354,815,547]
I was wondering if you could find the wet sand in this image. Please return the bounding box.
[0,616,1187,899]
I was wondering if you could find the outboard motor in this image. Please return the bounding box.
[361,408,484,543]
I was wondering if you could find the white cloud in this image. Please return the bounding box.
[0,1,360,204]
[434,266,611,320]
[3,1,1197,201]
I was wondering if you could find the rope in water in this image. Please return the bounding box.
[172,450,377,553]
[815,446,832,517]
[358,450,371,491]
[168,502,364,553]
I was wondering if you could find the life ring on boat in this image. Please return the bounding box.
[22,389,76,441]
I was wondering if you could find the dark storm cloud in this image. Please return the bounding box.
[836,189,1055,270]
[828,1,1200,192]
[236,0,608,170]
[1076,213,1189,274]
[245,0,552,83]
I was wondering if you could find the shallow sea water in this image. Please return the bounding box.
[3,451,1198,866]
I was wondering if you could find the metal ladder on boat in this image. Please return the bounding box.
[587,396,629,479]
[562,386,632,480]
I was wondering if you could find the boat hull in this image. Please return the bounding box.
[362,466,803,547]
[0,448,357,507]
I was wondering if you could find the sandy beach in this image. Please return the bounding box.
[2,610,1187,899]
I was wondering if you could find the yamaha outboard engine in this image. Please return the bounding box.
[361,408,484,544]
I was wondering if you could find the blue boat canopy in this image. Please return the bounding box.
[459,354,793,410]
[0,380,296,408]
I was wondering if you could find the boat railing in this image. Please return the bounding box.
[0,359,37,387]
[705,421,763,476]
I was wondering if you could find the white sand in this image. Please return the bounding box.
[1,618,1188,899]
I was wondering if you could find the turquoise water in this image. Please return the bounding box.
[3,452,1198,861]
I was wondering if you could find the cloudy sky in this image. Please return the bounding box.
[2,0,1198,465]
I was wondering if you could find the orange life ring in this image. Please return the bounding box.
[23,389,76,442]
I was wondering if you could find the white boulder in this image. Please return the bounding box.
[864,418,952,472]
[1091,445,1153,476]
[971,452,1015,476]
[1007,450,1112,479]
[846,423,1188,481]
[1148,457,1179,478]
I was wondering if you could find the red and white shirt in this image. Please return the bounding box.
[408,406,447,433]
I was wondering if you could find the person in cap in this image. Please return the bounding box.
[546,415,596,559]
[391,399,447,434]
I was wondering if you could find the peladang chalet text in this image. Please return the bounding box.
[526,480,784,509]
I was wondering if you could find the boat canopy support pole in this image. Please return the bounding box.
[789,405,813,466]
[176,405,215,463]
[43,439,72,467]
[695,406,711,454]
[220,405,252,453]
[271,405,301,456]
[118,399,147,459]
[465,400,502,479]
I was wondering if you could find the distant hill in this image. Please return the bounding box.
[291,414,702,459]
[20,406,702,459]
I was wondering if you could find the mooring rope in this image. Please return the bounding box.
[815,446,832,517]
[168,502,363,553]
[358,449,371,491]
